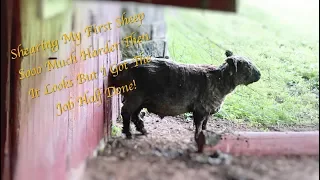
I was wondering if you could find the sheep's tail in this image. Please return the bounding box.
[107,72,115,87]
[106,69,120,96]
[107,66,132,93]
[107,70,129,102]
[225,50,233,57]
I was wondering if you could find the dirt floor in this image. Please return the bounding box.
[77,112,319,180]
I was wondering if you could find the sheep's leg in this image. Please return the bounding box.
[131,107,147,135]
[202,116,209,130]
[193,112,206,142]
[121,96,143,139]
[121,107,132,139]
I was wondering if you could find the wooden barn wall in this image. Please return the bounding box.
[11,0,121,180]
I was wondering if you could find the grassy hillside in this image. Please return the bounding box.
[165,0,319,127]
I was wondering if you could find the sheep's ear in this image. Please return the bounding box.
[225,50,233,57]
[226,58,238,75]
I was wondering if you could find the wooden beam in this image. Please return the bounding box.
[113,0,237,12]
[8,0,22,179]
[200,131,320,156]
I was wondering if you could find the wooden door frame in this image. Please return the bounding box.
[1,0,12,178]
[1,0,22,179]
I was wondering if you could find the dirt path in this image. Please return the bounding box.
[78,113,319,180]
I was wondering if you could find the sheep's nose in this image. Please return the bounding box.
[256,71,261,80]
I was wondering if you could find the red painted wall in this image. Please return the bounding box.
[5,2,121,180]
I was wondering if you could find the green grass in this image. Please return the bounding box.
[111,125,122,137]
[165,0,319,127]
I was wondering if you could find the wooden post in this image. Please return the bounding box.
[0,0,17,179]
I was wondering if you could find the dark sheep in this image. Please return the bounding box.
[107,50,261,141]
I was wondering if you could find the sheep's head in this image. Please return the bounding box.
[223,50,261,86]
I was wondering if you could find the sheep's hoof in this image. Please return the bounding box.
[124,132,132,139]
[138,128,148,135]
